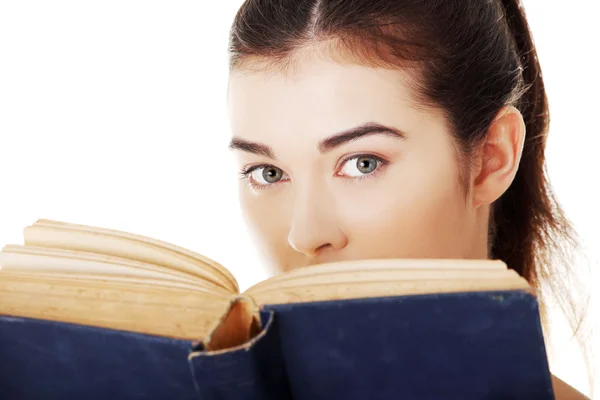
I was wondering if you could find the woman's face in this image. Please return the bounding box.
[227,55,488,273]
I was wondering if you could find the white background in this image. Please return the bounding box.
[0,1,598,396]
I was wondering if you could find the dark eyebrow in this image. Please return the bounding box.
[228,137,275,159]
[318,122,406,153]
[228,122,406,158]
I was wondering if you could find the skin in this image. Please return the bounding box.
[227,51,588,399]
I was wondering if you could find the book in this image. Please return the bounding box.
[0,219,556,399]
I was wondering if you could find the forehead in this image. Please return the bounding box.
[226,56,422,142]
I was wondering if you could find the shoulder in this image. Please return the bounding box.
[552,375,590,400]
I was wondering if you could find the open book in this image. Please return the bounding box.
[0,219,553,400]
[0,218,530,349]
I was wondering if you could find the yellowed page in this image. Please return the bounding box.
[25,219,238,293]
[0,244,230,295]
[244,258,532,305]
[246,258,509,293]
[2,270,218,292]
[248,277,531,305]
[0,270,231,340]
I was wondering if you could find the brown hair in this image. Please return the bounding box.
[228,0,593,384]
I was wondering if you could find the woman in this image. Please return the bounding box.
[226,0,591,398]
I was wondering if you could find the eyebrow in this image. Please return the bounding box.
[228,122,406,159]
[318,122,406,152]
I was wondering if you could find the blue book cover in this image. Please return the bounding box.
[0,290,554,399]
[0,220,556,400]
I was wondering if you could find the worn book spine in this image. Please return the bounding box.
[189,310,292,400]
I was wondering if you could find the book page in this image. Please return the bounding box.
[24,219,239,293]
[0,244,231,294]
[0,270,231,340]
[244,258,532,305]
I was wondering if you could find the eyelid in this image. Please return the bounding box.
[241,163,271,175]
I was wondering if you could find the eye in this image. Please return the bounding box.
[253,166,285,184]
[337,155,386,178]
[241,164,289,188]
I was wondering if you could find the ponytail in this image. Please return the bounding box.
[491,0,552,302]
[494,0,595,390]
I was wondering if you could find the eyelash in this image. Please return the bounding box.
[239,153,389,190]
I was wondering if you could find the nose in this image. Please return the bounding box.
[287,183,347,259]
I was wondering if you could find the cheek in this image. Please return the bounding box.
[239,188,293,262]
[337,159,469,258]
[240,189,279,239]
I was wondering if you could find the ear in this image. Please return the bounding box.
[472,105,526,208]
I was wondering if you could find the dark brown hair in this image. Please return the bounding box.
[228,0,593,382]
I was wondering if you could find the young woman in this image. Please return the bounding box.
[225,0,591,398]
